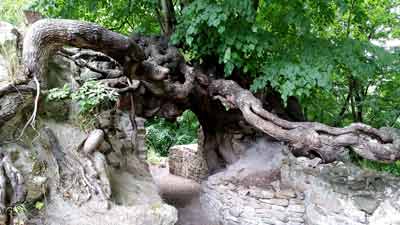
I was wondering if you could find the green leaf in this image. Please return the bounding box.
[35,201,45,210]
[223,47,231,63]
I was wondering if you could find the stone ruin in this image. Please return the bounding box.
[168,144,209,183]
[199,140,400,225]
[167,139,400,225]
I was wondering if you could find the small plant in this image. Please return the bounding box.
[350,150,400,176]
[0,43,20,83]
[34,201,45,210]
[12,204,27,216]
[46,84,72,101]
[46,80,119,131]
[73,113,97,131]
[146,146,164,165]
[71,80,119,113]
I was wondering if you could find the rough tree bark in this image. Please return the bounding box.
[0,153,26,225]
[5,19,400,173]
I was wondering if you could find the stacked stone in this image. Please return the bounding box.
[200,146,400,225]
[168,144,208,183]
[134,117,147,161]
[201,172,305,225]
[284,156,400,225]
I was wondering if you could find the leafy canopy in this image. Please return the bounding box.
[172,0,400,128]
[31,0,160,34]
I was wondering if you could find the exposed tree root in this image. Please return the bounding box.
[0,160,7,225]
[18,76,40,139]
[0,83,35,98]
[60,48,124,79]
[0,153,26,225]
[68,130,112,206]
[40,127,112,207]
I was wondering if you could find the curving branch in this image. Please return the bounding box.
[209,79,400,163]
[22,19,144,82]
[60,49,124,78]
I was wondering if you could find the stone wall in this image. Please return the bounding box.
[169,144,209,183]
[200,140,400,225]
[202,174,305,225]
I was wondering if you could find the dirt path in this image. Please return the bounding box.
[150,165,214,225]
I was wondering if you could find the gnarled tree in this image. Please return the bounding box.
[3,18,398,175]
[1,1,399,224]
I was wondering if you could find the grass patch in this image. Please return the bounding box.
[146,145,166,166]
[350,150,400,176]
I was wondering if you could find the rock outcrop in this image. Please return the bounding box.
[0,28,178,225]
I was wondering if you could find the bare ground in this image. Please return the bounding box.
[150,164,215,225]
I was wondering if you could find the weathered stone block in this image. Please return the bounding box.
[168,144,208,182]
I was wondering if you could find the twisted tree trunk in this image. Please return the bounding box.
[8,19,400,172]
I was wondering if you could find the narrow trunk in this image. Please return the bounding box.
[159,0,176,36]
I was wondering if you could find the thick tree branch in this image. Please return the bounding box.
[210,79,399,163]
[22,19,144,82]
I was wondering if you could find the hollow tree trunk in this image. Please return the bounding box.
[8,19,400,170]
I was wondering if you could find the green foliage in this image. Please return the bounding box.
[146,146,165,165]
[145,110,199,156]
[34,201,45,210]
[351,151,400,176]
[174,0,400,119]
[47,84,72,101]
[31,0,160,34]
[46,81,118,131]
[0,0,32,25]
[71,81,119,114]
[47,81,118,113]
[12,204,27,215]
[172,0,265,75]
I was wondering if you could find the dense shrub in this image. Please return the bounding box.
[145,110,199,157]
